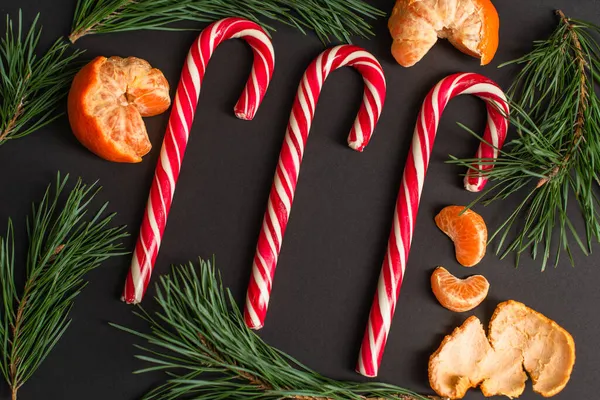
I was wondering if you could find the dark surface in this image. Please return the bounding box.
[0,0,598,399]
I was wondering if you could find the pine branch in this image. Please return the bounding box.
[112,258,435,400]
[449,10,600,269]
[0,11,83,145]
[69,0,384,44]
[0,173,128,399]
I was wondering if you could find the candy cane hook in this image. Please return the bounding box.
[244,45,387,330]
[122,18,275,304]
[357,72,509,377]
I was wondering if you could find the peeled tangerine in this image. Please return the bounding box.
[431,266,489,312]
[435,206,487,267]
[388,0,500,67]
[68,56,171,163]
[429,300,576,399]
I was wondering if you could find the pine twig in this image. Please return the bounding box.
[0,11,83,145]
[112,258,433,400]
[69,0,384,44]
[449,10,600,269]
[531,10,588,190]
[0,173,128,398]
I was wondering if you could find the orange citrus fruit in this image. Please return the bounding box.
[431,266,489,312]
[68,56,171,163]
[435,205,487,267]
[388,0,500,67]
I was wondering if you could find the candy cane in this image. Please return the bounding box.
[244,45,387,330]
[356,72,509,377]
[122,18,275,304]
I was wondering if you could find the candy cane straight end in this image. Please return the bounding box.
[357,370,377,378]
[122,251,147,304]
[348,140,366,152]
[121,295,140,305]
[245,319,264,330]
[355,366,377,378]
[234,103,258,121]
[234,111,254,121]
[356,341,379,377]
[122,284,144,305]
[244,296,265,330]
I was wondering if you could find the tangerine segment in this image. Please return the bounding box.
[68,56,170,163]
[112,57,172,117]
[388,0,500,67]
[435,206,487,267]
[431,266,489,312]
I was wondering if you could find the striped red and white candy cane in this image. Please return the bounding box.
[244,45,387,329]
[356,72,509,377]
[122,17,275,304]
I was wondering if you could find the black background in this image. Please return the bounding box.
[0,0,598,399]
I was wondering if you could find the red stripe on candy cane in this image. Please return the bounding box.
[122,17,275,304]
[244,45,387,330]
[356,72,509,377]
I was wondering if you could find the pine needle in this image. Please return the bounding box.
[0,173,128,399]
[449,10,600,269]
[112,258,433,400]
[0,11,83,145]
[69,0,384,44]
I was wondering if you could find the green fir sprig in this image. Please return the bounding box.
[0,174,128,400]
[69,0,384,44]
[0,12,83,145]
[450,10,600,269]
[112,258,431,400]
